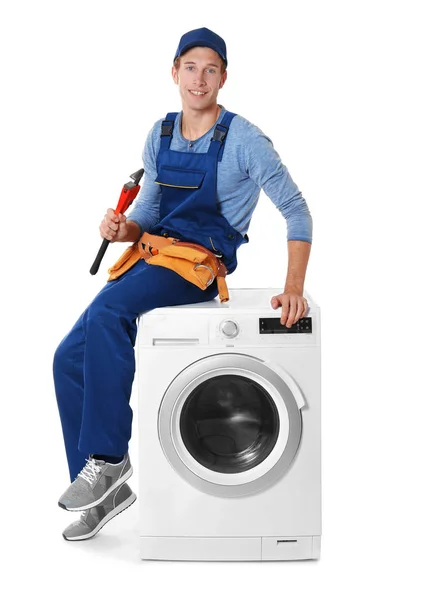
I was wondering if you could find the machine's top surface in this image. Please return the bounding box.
[146,288,318,315]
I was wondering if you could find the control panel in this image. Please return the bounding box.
[259,317,312,334]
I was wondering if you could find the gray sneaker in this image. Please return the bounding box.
[58,454,133,511]
[62,482,136,541]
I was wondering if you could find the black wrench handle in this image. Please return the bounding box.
[90,238,110,275]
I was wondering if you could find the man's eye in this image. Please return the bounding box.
[186,66,195,71]
[207,69,216,74]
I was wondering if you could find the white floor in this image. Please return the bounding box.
[5,331,423,599]
[7,429,422,600]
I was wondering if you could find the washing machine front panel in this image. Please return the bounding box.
[158,353,303,498]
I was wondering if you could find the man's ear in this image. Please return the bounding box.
[171,66,179,85]
[219,71,228,89]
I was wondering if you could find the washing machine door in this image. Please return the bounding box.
[158,353,305,498]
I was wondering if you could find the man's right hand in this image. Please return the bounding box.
[99,208,128,242]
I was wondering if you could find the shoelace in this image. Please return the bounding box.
[78,457,102,484]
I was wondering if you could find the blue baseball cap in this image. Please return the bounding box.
[174,27,227,66]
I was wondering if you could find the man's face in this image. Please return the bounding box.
[172,46,227,111]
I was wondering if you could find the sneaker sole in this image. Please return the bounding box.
[62,492,137,541]
[59,466,133,512]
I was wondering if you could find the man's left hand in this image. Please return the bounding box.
[270,292,309,328]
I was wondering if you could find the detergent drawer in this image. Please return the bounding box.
[138,314,209,346]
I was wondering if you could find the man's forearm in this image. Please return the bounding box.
[284,240,311,295]
[121,220,142,243]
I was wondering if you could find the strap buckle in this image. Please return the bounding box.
[212,124,228,143]
[161,122,174,137]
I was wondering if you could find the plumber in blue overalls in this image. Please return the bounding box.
[53,27,312,534]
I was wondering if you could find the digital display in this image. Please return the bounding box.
[259,317,312,334]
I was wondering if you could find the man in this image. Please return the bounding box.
[53,27,312,542]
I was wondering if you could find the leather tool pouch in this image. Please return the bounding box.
[107,242,141,282]
[107,231,179,282]
[107,235,229,302]
[145,241,229,302]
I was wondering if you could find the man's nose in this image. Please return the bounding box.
[194,72,207,85]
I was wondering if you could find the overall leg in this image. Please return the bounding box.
[79,259,218,460]
[53,310,88,481]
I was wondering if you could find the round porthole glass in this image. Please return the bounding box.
[180,374,280,474]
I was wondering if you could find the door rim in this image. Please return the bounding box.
[158,353,303,498]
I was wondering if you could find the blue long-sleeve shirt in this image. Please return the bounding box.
[127,107,313,243]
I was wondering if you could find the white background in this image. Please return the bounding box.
[2,0,423,597]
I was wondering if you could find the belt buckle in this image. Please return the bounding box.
[193,264,215,287]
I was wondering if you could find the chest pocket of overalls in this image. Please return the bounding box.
[155,167,206,189]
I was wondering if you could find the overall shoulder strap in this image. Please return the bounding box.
[208,111,237,161]
[159,112,178,152]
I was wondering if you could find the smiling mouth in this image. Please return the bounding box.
[189,90,207,96]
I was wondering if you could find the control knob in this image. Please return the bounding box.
[219,319,239,338]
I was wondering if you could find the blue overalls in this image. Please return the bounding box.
[53,110,248,481]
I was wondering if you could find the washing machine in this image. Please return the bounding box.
[137,287,321,561]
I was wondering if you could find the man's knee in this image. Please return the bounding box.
[86,294,134,327]
[53,317,85,378]
[86,299,114,326]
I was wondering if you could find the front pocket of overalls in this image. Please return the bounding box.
[154,166,206,189]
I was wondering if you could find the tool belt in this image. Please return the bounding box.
[107,232,230,302]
